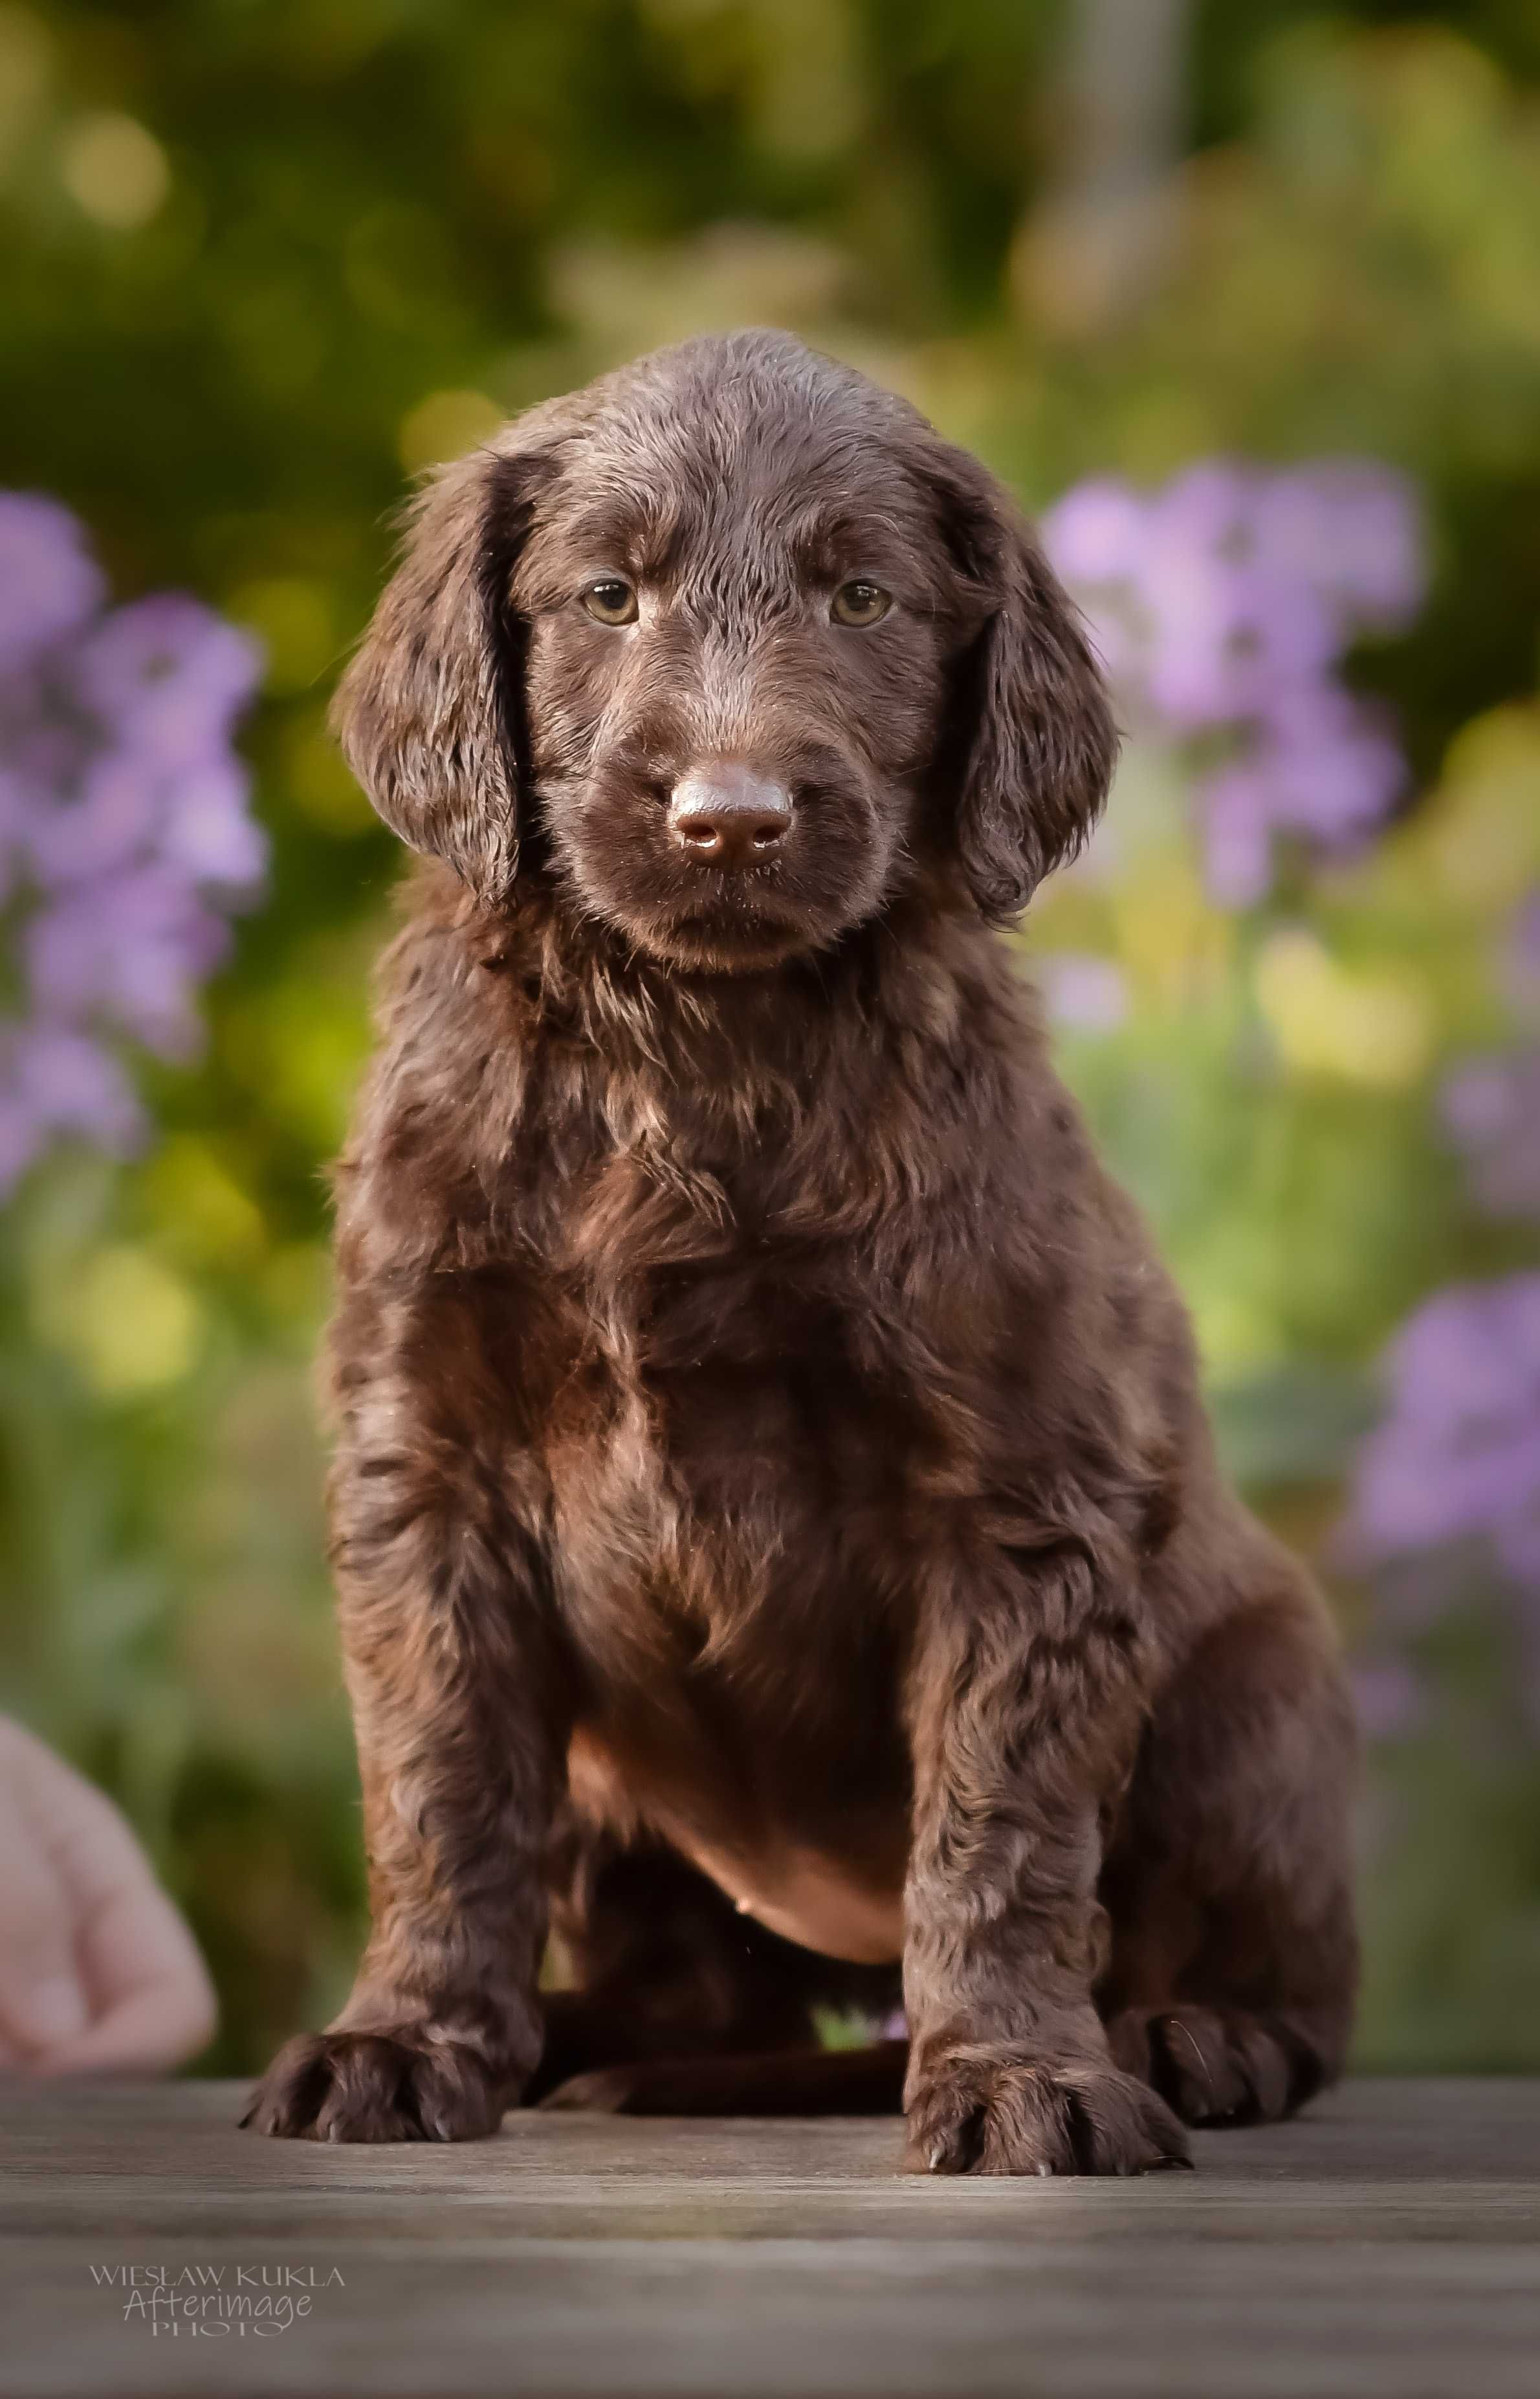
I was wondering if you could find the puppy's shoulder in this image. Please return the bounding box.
[333,863,541,1270]
[888,903,1061,1120]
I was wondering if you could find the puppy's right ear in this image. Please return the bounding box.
[332,437,552,907]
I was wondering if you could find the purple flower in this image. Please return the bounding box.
[0,494,266,1191]
[72,595,263,765]
[1038,478,1150,588]
[0,493,105,673]
[1042,457,1425,901]
[1038,952,1130,1034]
[1442,1054,1540,1219]
[1249,463,1426,625]
[1347,1276,1540,1586]
[27,870,233,1059]
[0,1026,142,1189]
[1200,697,1407,907]
[1345,1276,1540,1729]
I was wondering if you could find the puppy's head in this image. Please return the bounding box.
[336,331,1114,973]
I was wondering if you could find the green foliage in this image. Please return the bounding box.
[2,1,1537,2072]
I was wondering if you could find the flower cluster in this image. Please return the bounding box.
[0,494,265,1191]
[1343,875,1540,1733]
[1344,1274,1540,1725]
[1040,460,1425,904]
[1348,1277,1540,1591]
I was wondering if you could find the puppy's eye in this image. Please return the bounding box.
[830,579,892,628]
[581,578,639,626]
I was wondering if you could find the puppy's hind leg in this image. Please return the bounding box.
[538,2039,909,2118]
[1099,1566,1359,2129]
[529,1833,903,2114]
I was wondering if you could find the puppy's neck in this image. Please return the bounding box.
[363,858,1042,1284]
[459,868,1002,1091]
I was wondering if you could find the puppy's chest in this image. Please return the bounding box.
[549,1238,918,1604]
[512,1070,970,1672]
[531,1098,917,1510]
[542,1239,919,1861]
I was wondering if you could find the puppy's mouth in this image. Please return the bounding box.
[647,892,815,973]
[543,764,896,974]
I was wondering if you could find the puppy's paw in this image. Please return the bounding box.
[241,2028,507,2143]
[905,2051,1191,2177]
[1107,2004,1321,2127]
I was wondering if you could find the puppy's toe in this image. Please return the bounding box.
[1108,2004,1315,2127]
[241,2029,506,2143]
[905,2052,1191,2178]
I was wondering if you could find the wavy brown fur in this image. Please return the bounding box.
[243,333,1357,2172]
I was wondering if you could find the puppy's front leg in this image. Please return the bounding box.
[245,1349,568,2142]
[902,1545,1190,2176]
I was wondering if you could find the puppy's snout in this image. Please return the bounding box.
[668,766,792,868]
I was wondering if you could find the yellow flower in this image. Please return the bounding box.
[1254,930,1431,1087]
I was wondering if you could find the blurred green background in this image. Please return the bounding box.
[3,0,1539,2075]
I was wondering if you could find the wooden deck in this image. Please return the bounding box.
[3,2079,1537,2396]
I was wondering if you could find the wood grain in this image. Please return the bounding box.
[2,2079,1537,2396]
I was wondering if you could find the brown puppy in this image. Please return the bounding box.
[243,331,1357,2173]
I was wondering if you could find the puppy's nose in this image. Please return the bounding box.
[668,766,792,868]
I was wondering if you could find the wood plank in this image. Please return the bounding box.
[2,2081,1537,2396]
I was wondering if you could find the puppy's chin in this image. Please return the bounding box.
[549,835,886,975]
[614,903,828,978]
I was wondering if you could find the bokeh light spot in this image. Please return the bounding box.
[58,112,170,230]
[397,390,504,474]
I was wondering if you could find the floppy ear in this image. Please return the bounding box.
[331,436,553,908]
[925,445,1117,923]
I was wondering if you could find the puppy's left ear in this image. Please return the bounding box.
[923,444,1117,923]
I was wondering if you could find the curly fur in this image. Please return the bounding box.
[243,332,1357,2173]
